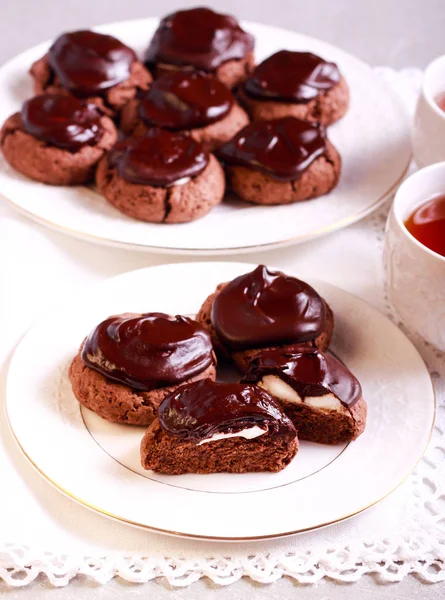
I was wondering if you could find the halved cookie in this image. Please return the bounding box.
[140,379,298,474]
[243,347,367,444]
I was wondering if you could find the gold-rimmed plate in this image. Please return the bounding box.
[6,262,434,540]
[0,19,411,255]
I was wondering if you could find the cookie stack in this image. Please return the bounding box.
[69,265,367,475]
[0,7,349,223]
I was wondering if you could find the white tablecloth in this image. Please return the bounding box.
[1,68,444,588]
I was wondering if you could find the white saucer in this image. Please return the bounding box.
[6,262,434,540]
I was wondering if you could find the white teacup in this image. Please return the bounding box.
[413,55,445,167]
[383,162,445,351]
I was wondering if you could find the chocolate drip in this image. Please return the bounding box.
[244,51,340,103]
[81,312,214,391]
[158,378,295,441]
[21,94,104,151]
[217,117,326,181]
[138,71,233,130]
[211,265,326,351]
[145,7,254,71]
[107,129,208,186]
[243,347,362,407]
[48,30,137,97]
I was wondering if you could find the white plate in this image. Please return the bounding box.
[6,262,434,540]
[0,19,411,255]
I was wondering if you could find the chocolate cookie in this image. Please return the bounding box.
[68,312,217,425]
[195,265,334,372]
[96,129,225,223]
[140,379,298,474]
[144,8,255,89]
[218,116,341,205]
[0,94,117,185]
[30,30,152,115]
[238,50,349,125]
[243,347,367,444]
[120,71,249,151]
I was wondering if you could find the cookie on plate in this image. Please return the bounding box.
[238,50,349,125]
[0,94,117,185]
[120,71,249,151]
[217,116,341,205]
[69,312,217,425]
[195,265,334,372]
[30,30,152,116]
[95,128,225,223]
[140,378,298,474]
[144,7,255,89]
[243,347,367,444]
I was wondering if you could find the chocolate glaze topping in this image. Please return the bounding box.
[145,7,255,71]
[211,265,327,351]
[158,378,295,442]
[138,71,233,130]
[81,312,214,391]
[107,129,209,186]
[243,347,362,408]
[244,50,341,103]
[21,94,104,152]
[217,117,327,181]
[48,30,137,97]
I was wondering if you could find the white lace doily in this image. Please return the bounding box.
[1,67,444,588]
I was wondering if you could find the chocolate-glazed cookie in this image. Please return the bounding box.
[217,117,341,204]
[245,51,341,102]
[243,347,362,407]
[120,71,249,151]
[96,129,225,223]
[108,129,209,186]
[243,347,367,444]
[82,312,215,390]
[219,116,327,181]
[0,94,117,185]
[30,30,152,115]
[139,71,234,129]
[21,94,104,151]
[212,265,327,350]
[140,379,298,474]
[195,265,334,372]
[95,129,225,223]
[144,8,255,89]
[238,50,349,125]
[48,30,138,97]
[158,379,295,441]
[69,312,217,425]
